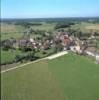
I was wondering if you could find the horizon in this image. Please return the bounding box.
[1,0,99,18]
[2,16,99,20]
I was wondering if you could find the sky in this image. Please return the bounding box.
[1,0,99,18]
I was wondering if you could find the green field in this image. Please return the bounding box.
[1,53,99,100]
[1,22,99,40]
[1,22,56,40]
[1,23,24,33]
[1,49,21,64]
[1,49,30,65]
[31,23,56,31]
[70,22,99,33]
[1,47,54,66]
[49,53,99,100]
[1,32,24,40]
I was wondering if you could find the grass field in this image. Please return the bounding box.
[70,22,99,33]
[1,53,99,100]
[1,47,54,66]
[1,23,25,33]
[1,22,99,40]
[1,23,24,40]
[1,49,20,64]
[1,49,26,64]
[1,32,24,40]
[49,53,99,100]
[1,60,66,100]
[1,22,56,40]
[31,23,56,31]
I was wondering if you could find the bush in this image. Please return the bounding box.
[55,22,74,29]
[42,51,47,54]
[15,51,39,63]
[1,60,15,65]
[15,55,25,62]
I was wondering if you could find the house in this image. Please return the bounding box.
[62,36,71,50]
[42,40,51,50]
[70,45,82,54]
[18,39,28,48]
[70,38,85,54]
[55,31,71,50]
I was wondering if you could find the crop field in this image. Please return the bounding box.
[1,23,25,33]
[71,22,99,32]
[1,22,99,40]
[1,53,99,100]
[86,25,99,30]
[1,22,56,40]
[31,23,56,31]
[1,23,24,40]
[49,53,99,100]
[1,32,24,41]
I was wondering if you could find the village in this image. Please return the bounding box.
[1,0,99,99]
[1,28,99,65]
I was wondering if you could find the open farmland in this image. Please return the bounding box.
[1,22,56,40]
[1,0,99,99]
[48,53,99,100]
[31,23,56,31]
[1,32,24,40]
[71,22,99,33]
[1,23,24,33]
[1,53,99,100]
[1,49,28,65]
[1,23,24,40]
[86,25,99,30]
[1,60,66,100]
[1,21,99,40]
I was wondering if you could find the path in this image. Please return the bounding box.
[1,51,68,73]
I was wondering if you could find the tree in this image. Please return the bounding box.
[2,39,13,51]
[55,23,70,29]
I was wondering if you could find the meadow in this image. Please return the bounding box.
[70,22,99,33]
[1,53,99,100]
[1,23,24,40]
[1,49,28,65]
[1,21,99,40]
[49,53,99,100]
[1,22,56,40]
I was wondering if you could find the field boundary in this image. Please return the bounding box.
[46,51,68,59]
[1,57,47,73]
[1,51,68,73]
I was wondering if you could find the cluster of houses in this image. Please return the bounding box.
[1,31,73,51]
[1,30,99,63]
